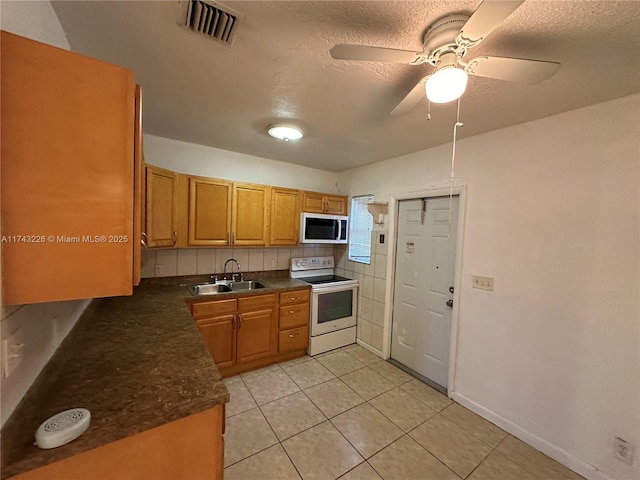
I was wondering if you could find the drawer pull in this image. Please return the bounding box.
[289,310,295,314]
[289,334,294,338]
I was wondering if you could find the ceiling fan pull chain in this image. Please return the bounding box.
[448,97,463,238]
[427,100,431,121]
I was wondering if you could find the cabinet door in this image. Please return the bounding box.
[269,188,300,246]
[196,315,236,369]
[188,176,232,246]
[237,309,276,364]
[232,183,269,246]
[301,192,326,214]
[145,166,177,248]
[1,31,135,305]
[324,195,348,215]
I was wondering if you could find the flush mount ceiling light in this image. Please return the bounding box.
[267,124,304,142]
[425,52,468,104]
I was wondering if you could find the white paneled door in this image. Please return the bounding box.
[391,196,458,390]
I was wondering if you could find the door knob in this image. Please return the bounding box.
[446,299,454,308]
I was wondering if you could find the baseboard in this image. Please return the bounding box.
[450,392,611,480]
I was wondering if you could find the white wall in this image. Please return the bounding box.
[143,134,340,193]
[337,94,640,480]
[0,0,91,427]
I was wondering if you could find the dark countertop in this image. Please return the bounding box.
[1,275,310,478]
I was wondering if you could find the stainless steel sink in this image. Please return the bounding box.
[228,281,265,291]
[187,280,265,295]
[187,283,231,295]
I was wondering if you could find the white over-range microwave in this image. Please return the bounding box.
[300,213,349,244]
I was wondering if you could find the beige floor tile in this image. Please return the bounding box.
[317,350,366,376]
[409,414,491,478]
[304,378,365,418]
[240,363,284,380]
[279,355,314,368]
[339,462,382,480]
[368,361,413,385]
[261,391,327,440]
[223,374,244,386]
[496,436,584,480]
[368,435,459,480]
[243,368,300,405]
[283,421,364,480]
[340,367,395,400]
[343,345,383,365]
[283,358,336,390]
[467,451,537,480]
[400,378,452,411]
[369,387,436,432]
[225,378,258,417]
[224,407,278,467]
[441,403,507,447]
[332,403,403,458]
[224,444,302,480]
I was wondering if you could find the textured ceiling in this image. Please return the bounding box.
[51,0,640,172]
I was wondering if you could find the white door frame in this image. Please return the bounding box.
[382,186,467,395]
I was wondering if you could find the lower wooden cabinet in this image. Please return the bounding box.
[190,288,310,376]
[12,406,225,480]
[278,289,311,354]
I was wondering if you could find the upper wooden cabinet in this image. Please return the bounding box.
[145,166,178,248]
[270,188,301,246]
[302,191,348,215]
[1,31,138,305]
[187,176,232,246]
[232,183,270,246]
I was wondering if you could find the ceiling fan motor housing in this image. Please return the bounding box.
[422,14,469,60]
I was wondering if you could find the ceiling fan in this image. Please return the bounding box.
[330,0,560,115]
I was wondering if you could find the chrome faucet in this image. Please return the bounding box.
[223,258,243,282]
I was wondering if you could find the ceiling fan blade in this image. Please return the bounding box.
[457,0,525,47]
[331,44,426,64]
[391,76,430,116]
[465,56,560,84]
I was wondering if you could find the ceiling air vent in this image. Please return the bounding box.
[178,0,242,46]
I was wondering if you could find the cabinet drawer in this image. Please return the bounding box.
[238,293,276,312]
[191,298,236,320]
[279,303,310,330]
[279,325,309,353]
[279,289,310,306]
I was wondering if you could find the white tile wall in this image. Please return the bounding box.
[346,229,389,352]
[142,245,334,278]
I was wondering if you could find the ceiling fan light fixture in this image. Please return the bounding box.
[426,52,468,104]
[267,124,304,141]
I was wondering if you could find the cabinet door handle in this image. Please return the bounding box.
[289,310,295,314]
[238,313,242,328]
[288,334,294,338]
[232,315,236,329]
[172,232,177,245]
[232,232,236,245]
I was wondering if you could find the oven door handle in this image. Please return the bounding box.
[312,283,358,295]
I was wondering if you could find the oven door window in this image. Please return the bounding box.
[317,290,353,324]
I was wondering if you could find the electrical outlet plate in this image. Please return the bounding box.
[155,264,163,275]
[614,437,635,466]
[472,275,494,291]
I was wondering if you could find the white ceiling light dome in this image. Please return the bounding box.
[425,52,468,104]
[268,124,304,141]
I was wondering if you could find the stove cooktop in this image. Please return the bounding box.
[298,274,354,285]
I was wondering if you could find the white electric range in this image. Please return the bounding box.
[290,256,358,355]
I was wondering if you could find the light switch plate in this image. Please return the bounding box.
[472,275,494,291]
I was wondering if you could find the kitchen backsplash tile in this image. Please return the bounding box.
[141,245,334,279]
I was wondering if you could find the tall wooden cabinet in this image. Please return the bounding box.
[145,166,178,248]
[1,31,139,305]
